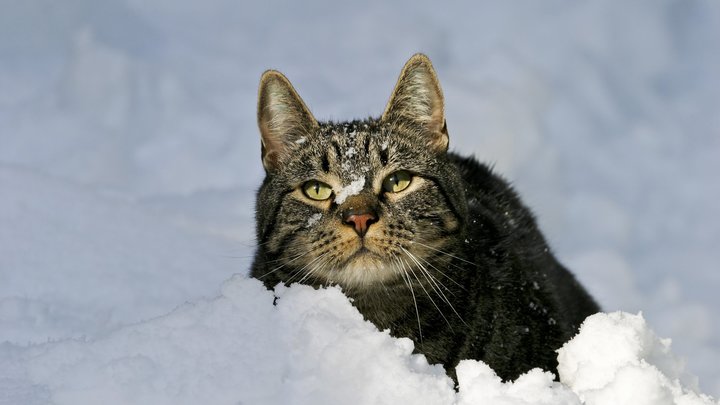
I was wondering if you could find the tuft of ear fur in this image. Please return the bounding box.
[257,70,318,172]
[382,54,448,153]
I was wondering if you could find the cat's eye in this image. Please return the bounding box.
[302,180,333,201]
[382,170,412,193]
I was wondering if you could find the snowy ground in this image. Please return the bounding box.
[1,0,719,403]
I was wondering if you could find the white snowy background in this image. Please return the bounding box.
[1,0,719,404]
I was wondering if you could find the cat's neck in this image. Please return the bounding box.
[344,282,418,326]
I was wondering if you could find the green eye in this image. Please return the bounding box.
[302,180,333,201]
[382,170,412,193]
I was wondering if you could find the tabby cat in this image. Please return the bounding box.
[250,54,599,382]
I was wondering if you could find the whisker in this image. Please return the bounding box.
[251,238,285,248]
[413,254,467,292]
[405,237,477,276]
[375,264,391,298]
[257,250,312,280]
[400,255,452,329]
[297,252,334,285]
[411,239,478,266]
[403,248,451,300]
[402,247,468,327]
[285,252,329,284]
[394,255,422,343]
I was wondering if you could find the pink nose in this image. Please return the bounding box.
[343,213,377,237]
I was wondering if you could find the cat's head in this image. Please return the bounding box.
[254,54,467,289]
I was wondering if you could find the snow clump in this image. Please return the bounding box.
[334,176,366,205]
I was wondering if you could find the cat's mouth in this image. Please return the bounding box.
[345,246,376,262]
[331,244,398,286]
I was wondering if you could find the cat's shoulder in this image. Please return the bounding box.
[447,152,524,206]
[447,152,541,236]
[448,152,508,188]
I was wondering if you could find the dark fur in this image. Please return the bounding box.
[251,55,599,382]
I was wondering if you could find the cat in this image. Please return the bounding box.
[250,53,599,382]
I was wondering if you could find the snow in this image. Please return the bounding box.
[306,212,323,228]
[558,312,716,405]
[0,279,452,405]
[2,0,720,402]
[456,362,580,405]
[1,277,714,404]
[334,176,366,205]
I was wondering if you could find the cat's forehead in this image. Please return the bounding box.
[318,120,384,141]
[281,118,422,183]
[272,119,390,184]
[313,121,386,174]
[318,120,388,148]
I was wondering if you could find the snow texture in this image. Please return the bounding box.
[1,0,720,402]
[557,312,717,405]
[0,276,715,405]
[334,177,366,205]
[0,279,454,405]
[306,212,323,228]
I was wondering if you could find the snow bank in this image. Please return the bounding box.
[558,312,717,405]
[1,277,716,405]
[1,278,455,405]
[2,0,720,401]
[456,362,580,404]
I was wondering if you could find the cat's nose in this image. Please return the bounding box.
[342,209,377,237]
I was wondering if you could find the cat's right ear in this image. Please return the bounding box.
[257,70,318,172]
[382,54,449,153]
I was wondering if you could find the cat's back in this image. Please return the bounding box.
[449,152,599,334]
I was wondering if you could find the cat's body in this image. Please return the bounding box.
[251,54,599,381]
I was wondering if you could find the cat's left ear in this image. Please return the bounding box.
[381,53,448,153]
[257,70,319,172]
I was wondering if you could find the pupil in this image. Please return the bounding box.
[314,183,320,194]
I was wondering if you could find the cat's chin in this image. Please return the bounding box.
[325,249,398,288]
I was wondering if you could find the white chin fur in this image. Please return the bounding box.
[324,254,398,288]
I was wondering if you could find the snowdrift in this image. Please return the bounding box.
[0,155,716,404]
[2,0,720,403]
[2,275,716,405]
